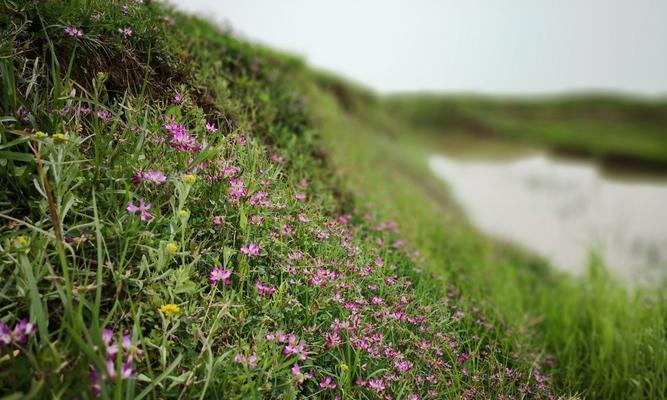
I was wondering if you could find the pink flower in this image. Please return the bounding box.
[171,93,184,104]
[97,110,111,121]
[240,243,260,257]
[126,199,152,221]
[0,322,11,347]
[9,319,35,346]
[297,213,310,223]
[164,122,197,152]
[212,216,223,227]
[229,178,248,200]
[255,280,276,297]
[367,379,386,393]
[394,359,413,372]
[205,122,218,133]
[209,268,232,285]
[136,170,167,185]
[319,376,337,390]
[325,332,341,348]
[64,27,83,38]
[118,27,133,38]
[247,353,258,368]
[295,192,305,201]
[291,364,308,385]
[276,331,288,342]
[281,225,293,237]
[374,257,384,267]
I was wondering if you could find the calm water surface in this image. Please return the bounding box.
[429,144,667,284]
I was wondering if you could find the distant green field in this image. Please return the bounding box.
[384,94,667,169]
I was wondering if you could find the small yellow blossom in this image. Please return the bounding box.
[15,235,29,247]
[184,174,196,184]
[178,209,190,218]
[340,363,349,371]
[166,242,178,255]
[159,303,181,317]
[53,133,66,142]
[34,131,47,138]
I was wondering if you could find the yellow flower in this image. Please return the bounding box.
[340,363,349,371]
[184,174,196,184]
[53,133,66,142]
[15,235,29,247]
[178,209,190,218]
[159,303,181,317]
[34,131,48,138]
[166,242,178,255]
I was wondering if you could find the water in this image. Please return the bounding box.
[429,149,667,283]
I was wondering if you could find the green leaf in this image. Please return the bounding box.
[0,150,34,162]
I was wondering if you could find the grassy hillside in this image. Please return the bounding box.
[0,1,665,399]
[0,1,556,399]
[384,94,667,170]
[309,80,667,399]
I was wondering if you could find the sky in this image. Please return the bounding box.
[170,0,667,96]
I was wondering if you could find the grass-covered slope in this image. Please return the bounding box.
[384,94,667,170]
[305,77,667,399]
[0,1,558,399]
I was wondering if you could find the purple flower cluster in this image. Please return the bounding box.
[133,170,167,185]
[209,267,232,285]
[164,121,202,152]
[240,242,260,257]
[64,27,83,38]
[0,319,36,348]
[90,329,141,396]
[127,199,152,221]
[255,280,276,297]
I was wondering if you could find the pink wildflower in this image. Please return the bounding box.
[291,364,308,385]
[240,242,260,257]
[10,319,35,346]
[319,376,337,390]
[64,27,83,38]
[247,353,258,368]
[164,122,197,152]
[209,268,232,285]
[205,122,217,133]
[212,216,223,227]
[295,192,305,201]
[118,27,133,38]
[0,322,10,347]
[171,93,184,104]
[325,332,341,348]
[255,280,276,297]
[138,170,167,185]
[126,199,152,221]
[97,110,111,121]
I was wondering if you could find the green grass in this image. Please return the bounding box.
[0,1,665,399]
[308,79,667,399]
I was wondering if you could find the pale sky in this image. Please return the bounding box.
[170,0,667,96]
